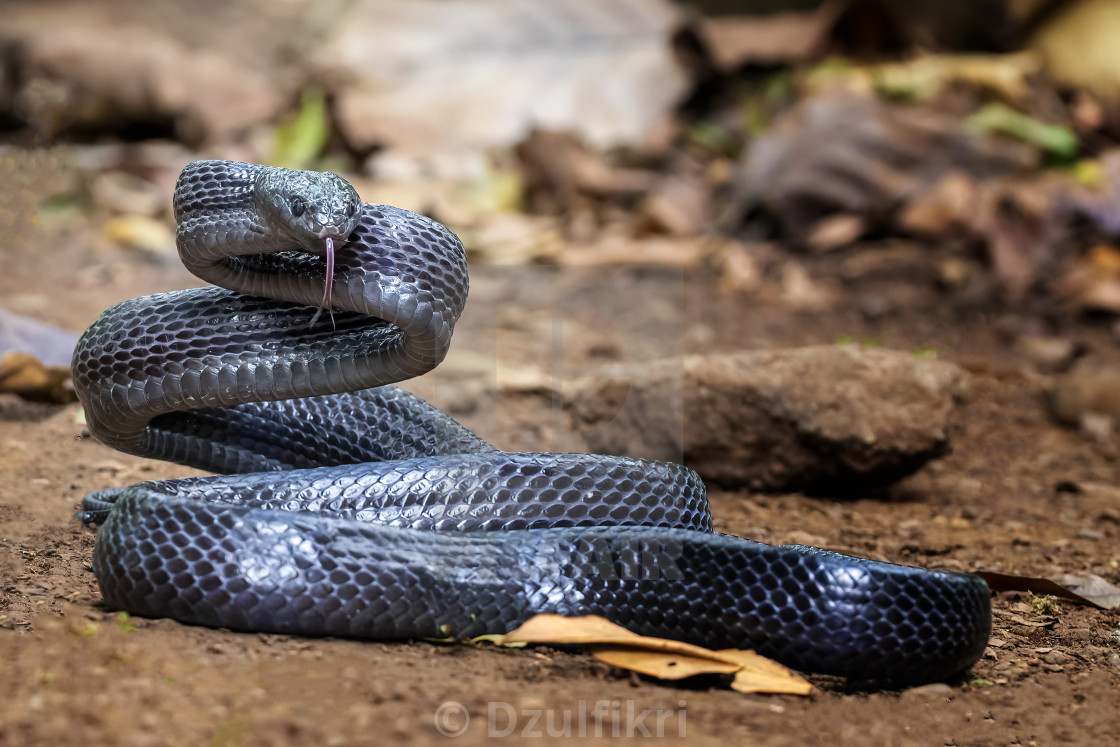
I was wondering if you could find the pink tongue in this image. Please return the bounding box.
[310,237,335,328]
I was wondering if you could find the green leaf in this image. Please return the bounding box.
[271,87,330,170]
[966,103,1078,159]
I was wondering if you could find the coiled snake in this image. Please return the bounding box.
[73,160,990,683]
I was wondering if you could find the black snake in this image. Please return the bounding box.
[73,160,990,683]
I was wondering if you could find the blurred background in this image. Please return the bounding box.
[0,0,1117,408]
[3,0,1120,429]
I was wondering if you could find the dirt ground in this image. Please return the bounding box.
[1,193,1119,747]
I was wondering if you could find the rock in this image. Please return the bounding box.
[314,0,688,155]
[1043,650,1073,666]
[1017,335,1082,373]
[0,309,78,369]
[9,14,289,143]
[567,345,962,491]
[1049,366,1120,426]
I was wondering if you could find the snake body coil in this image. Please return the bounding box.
[73,160,990,683]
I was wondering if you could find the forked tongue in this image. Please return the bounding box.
[309,236,336,329]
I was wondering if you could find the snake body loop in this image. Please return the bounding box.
[73,160,990,683]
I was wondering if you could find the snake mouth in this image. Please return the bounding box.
[316,226,347,241]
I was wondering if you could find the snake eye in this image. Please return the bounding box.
[290,197,306,217]
[345,202,357,218]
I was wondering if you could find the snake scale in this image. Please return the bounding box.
[72,160,990,683]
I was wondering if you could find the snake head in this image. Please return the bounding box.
[255,167,363,246]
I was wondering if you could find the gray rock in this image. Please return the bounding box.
[566,345,963,492]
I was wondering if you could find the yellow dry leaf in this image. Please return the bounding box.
[0,351,74,403]
[1087,245,1120,276]
[716,650,814,696]
[101,215,175,255]
[502,614,728,661]
[587,645,741,679]
[501,614,812,696]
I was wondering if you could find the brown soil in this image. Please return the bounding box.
[3,213,1120,746]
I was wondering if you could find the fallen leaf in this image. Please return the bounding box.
[705,649,815,695]
[871,52,1040,104]
[978,570,1120,610]
[500,614,812,695]
[587,646,741,679]
[715,241,765,295]
[966,104,1078,159]
[898,171,978,235]
[694,2,843,68]
[517,129,655,219]
[101,215,176,256]
[639,173,711,237]
[804,214,865,252]
[971,180,1057,299]
[1088,244,1120,274]
[0,309,78,403]
[0,351,74,403]
[780,261,837,311]
[1056,572,1120,609]
[730,90,1036,242]
[990,608,1057,628]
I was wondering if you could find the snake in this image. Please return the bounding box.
[72,160,990,684]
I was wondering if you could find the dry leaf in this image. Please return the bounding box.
[0,309,78,403]
[0,351,74,403]
[871,52,1039,103]
[500,614,812,696]
[805,214,865,252]
[730,90,1036,243]
[717,650,814,696]
[101,215,176,255]
[715,241,765,295]
[991,608,1057,628]
[639,173,711,237]
[1056,572,1120,609]
[587,646,741,679]
[1088,244,1120,274]
[695,3,841,68]
[978,570,1120,610]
